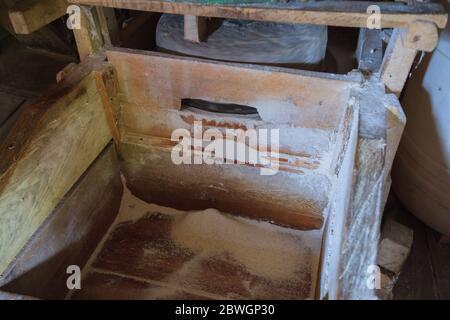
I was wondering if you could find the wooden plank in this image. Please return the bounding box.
[184,15,207,43]
[73,5,104,60]
[404,20,439,52]
[0,56,113,277]
[380,29,418,96]
[106,47,357,131]
[106,47,360,230]
[356,28,383,73]
[0,144,123,299]
[119,140,329,230]
[324,82,405,299]
[8,0,68,34]
[69,1,448,29]
[96,7,119,46]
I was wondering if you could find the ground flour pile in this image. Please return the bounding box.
[117,182,321,279]
[170,208,320,281]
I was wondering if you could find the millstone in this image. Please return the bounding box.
[156,14,328,69]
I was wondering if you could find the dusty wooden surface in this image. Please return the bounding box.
[73,186,322,300]
[68,1,448,29]
[107,48,361,230]
[0,55,113,277]
[0,144,123,299]
[7,0,68,34]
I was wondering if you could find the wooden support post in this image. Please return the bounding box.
[7,0,68,34]
[184,15,207,43]
[404,20,439,52]
[380,21,439,96]
[356,28,383,73]
[380,28,417,96]
[73,5,104,60]
[96,7,119,47]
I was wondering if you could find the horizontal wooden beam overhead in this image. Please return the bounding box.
[68,1,448,29]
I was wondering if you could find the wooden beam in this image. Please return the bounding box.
[1,144,122,299]
[96,6,119,46]
[356,28,383,73]
[8,0,68,34]
[0,55,113,277]
[380,28,418,96]
[73,5,104,60]
[68,1,448,29]
[404,20,439,52]
[184,15,207,42]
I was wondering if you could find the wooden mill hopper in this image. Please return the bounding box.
[0,0,447,300]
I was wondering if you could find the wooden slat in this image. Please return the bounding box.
[105,48,361,230]
[1,144,123,299]
[380,29,418,96]
[73,5,104,60]
[8,0,68,34]
[68,1,448,29]
[184,15,207,42]
[0,56,113,277]
[0,145,122,299]
[96,7,119,46]
[106,47,357,131]
[356,28,383,73]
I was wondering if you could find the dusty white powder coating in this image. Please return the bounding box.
[79,176,323,300]
[115,177,322,284]
[169,208,321,281]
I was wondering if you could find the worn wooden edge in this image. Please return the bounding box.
[380,28,418,96]
[106,46,363,84]
[68,1,448,29]
[0,53,116,277]
[184,15,207,42]
[74,5,104,60]
[318,102,360,299]
[0,143,123,298]
[0,53,107,193]
[8,0,68,34]
[94,71,120,141]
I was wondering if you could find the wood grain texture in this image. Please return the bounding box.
[0,144,123,299]
[183,15,207,43]
[119,140,329,230]
[8,0,68,34]
[74,6,104,61]
[106,48,360,230]
[68,1,448,29]
[106,47,356,131]
[79,207,321,299]
[380,29,418,96]
[0,63,113,277]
